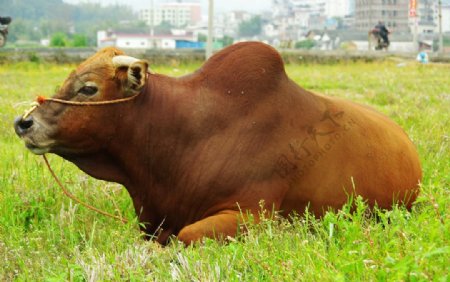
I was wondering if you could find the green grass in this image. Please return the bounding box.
[0,60,448,281]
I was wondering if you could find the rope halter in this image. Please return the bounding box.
[22,92,141,120]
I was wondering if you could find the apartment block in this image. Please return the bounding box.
[139,2,202,28]
[354,0,410,32]
[417,0,438,33]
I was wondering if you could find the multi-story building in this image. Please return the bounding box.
[284,0,353,18]
[417,0,438,34]
[139,2,202,28]
[325,0,354,18]
[354,0,410,33]
[354,0,440,34]
[443,4,450,32]
[216,11,253,37]
[271,0,353,34]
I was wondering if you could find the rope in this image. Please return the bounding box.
[43,154,128,224]
[21,80,147,223]
[37,93,140,106]
[22,91,141,120]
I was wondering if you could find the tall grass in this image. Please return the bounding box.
[0,60,448,281]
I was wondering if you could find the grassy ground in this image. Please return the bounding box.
[0,59,448,281]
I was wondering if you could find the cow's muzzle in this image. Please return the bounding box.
[14,115,34,137]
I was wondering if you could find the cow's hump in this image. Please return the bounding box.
[199,42,287,95]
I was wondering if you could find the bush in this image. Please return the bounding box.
[50,32,67,47]
[71,34,88,47]
[28,52,41,63]
[295,39,315,50]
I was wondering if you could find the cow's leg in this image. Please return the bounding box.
[177,210,250,245]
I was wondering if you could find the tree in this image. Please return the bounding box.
[222,35,234,47]
[71,34,88,47]
[3,0,135,45]
[295,39,315,50]
[50,32,67,47]
[154,21,173,35]
[238,16,262,37]
[198,34,207,42]
[7,19,27,42]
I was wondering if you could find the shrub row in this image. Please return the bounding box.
[1,48,449,65]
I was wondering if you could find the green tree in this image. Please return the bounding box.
[71,34,88,47]
[154,21,173,35]
[3,0,135,45]
[295,39,315,50]
[238,16,262,37]
[7,19,27,42]
[222,35,234,47]
[50,32,68,47]
[198,34,207,42]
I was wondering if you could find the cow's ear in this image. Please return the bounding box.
[127,61,148,92]
[112,56,149,95]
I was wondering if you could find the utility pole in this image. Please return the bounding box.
[149,0,155,48]
[413,15,418,52]
[368,0,372,51]
[438,0,444,54]
[409,0,419,52]
[206,0,214,60]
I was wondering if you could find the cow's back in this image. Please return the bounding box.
[280,95,422,216]
[179,43,421,216]
[197,42,288,96]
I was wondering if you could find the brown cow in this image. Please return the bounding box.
[14,42,422,245]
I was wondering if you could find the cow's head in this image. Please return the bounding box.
[14,47,149,157]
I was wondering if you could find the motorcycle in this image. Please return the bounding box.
[369,28,390,51]
[0,16,12,48]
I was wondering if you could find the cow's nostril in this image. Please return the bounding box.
[14,116,34,136]
[20,118,34,129]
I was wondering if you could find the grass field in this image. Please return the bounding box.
[0,59,448,281]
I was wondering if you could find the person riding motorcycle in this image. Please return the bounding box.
[374,21,390,46]
[0,16,12,25]
[0,16,12,47]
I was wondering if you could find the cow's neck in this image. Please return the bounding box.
[64,151,130,185]
[108,74,205,231]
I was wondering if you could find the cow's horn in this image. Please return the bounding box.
[112,55,140,68]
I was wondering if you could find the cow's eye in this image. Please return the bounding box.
[78,86,98,96]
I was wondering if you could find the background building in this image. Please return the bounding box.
[416,0,439,34]
[443,4,450,32]
[354,0,410,33]
[325,0,354,18]
[97,30,202,49]
[139,2,202,28]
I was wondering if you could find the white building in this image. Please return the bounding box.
[263,23,280,38]
[97,30,198,49]
[285,0,352,18]
[416,0,439,34]
[139,2,202,28]
[270,0,353,36]
[442,4,450,32]
[325,0,353,18]
[97,31,150,48]
[215,10,253,37]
